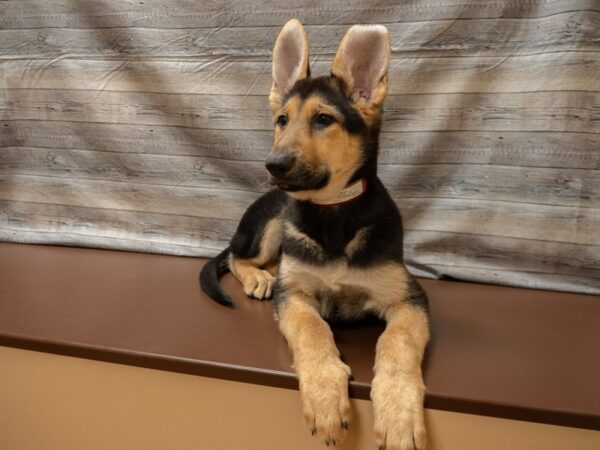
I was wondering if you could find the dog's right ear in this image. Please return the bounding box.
[331,25,391,118]
[269,19,310,111]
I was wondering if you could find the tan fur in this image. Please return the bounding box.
[344,226,370,259]
[354,81,388,125]
[250,217,283,267]
[263,261,278,276]
[271,93,365,204]
[270,96,302,156]
[278,255,409,317]
[265,21,428,450]
[285,222,325,261]
[371,304,430,450]
[331,25,391,125]
[277,255,427,449]
[229,217,282,299]
[278,294,352,446]
[229,258,274,299]
[269,19,310,110]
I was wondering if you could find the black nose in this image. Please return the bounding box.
[266,154,296,177]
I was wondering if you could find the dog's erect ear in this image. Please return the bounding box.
[269,19,310,110]
[331,25,391,110]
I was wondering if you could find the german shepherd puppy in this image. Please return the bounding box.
[200,19,429,450]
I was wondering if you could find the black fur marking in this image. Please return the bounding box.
[406,276,430,313]
[202,70,429,321]
[277,76,401,266]
[201,189,286,307]
[283,229,325,263]
[199,247,233,307]
[317,284,371,321]
[271,276,286,311]
[274,170,330,193]
[284,76,367,135]
[280,76,381,187]
[230,188,288,259]
[282,177,404,267]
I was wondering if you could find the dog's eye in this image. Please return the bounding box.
[315,113,334,127]
[276,115,288,127]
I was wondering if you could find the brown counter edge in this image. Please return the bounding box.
[2,333,598,431]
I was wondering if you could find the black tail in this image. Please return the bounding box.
[199,247,234,307]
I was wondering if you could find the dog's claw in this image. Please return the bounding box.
[341,420,349,430]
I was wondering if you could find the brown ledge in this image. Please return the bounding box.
[0,242,598,430]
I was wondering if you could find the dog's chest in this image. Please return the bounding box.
[278,220,409,317]
[283,220,369,261]
[278,252,409,319]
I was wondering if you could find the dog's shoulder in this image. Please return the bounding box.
[230,188,288,259]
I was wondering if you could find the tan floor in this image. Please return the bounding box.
[1,346,598,450]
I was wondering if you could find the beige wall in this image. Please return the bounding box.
[1,346,598,450]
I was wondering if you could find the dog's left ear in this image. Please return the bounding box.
[331,25,391,111]
[269,19,310,110]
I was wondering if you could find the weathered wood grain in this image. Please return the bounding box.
[0,199,235,255]
[0,174,259,221]
[2,10,599,59]
[0,147,269,192]
[2,89,599,133]
[2,174,599,246]
[3,53,599,95]
[2,121,598,169]
[0,121,273,160]
[1,147,598,209]
[405,230,600,280]
[0,0,597,28]
[1,0,599,294]
[398,197,600,246]
[406,262,600,293]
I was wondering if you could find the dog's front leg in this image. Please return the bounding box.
[278,294,352,447]
[372,303,430,450]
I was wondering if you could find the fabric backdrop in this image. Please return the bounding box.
[1,0,599,294]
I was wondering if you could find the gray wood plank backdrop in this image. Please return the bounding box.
[1,0,599,294]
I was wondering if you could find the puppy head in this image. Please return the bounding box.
[266,20,391,203]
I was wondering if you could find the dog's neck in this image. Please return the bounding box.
[288,173,382,224]
[310,178,366,206]
[309,137,379,207]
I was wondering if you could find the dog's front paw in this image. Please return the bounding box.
[371,374,426,450]
[299,359,352,447]
[241,269,274,300]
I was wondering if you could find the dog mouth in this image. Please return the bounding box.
[269,171,329,192]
